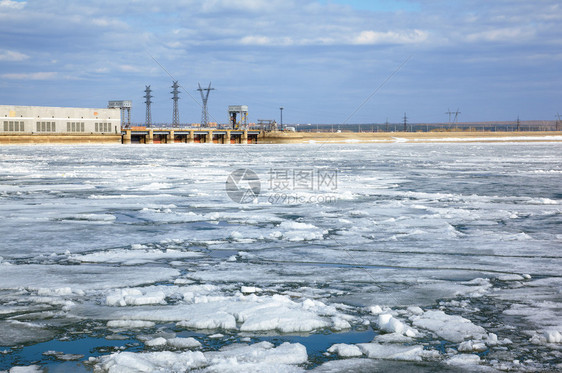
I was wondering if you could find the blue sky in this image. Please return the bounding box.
[0,0,560,125]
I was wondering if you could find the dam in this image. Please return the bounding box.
[123,127,260,144]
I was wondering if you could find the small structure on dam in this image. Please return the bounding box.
[229,105,248,129]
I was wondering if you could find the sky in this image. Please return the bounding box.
[0,0,561,125]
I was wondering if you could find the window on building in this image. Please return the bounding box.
[3,121,7,131]
[71,122,75,132]
[38,122,41,132]
[80,122,84,132]
[95,123,98,132]
[46,122,51,132]
[52,123,55,132]
[41,122,46,132]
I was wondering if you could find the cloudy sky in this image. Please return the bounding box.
[1,0,561,124]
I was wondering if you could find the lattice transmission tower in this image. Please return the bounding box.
[197,82,215,127]
[171,81,180,127]
[144,85,152,127]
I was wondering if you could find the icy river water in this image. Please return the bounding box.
[0,142,561,372]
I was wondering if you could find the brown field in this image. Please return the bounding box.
[260,131,562,144]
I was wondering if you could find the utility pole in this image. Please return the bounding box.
[446,108,454,127]
[556,113,561,131]
[516,115,520,132]
[280,107,284,130]
[197,82,215,127]
[385,118,389,132]
[453,108,461,124]
[171,81,180,127]
[144,85,152,127]
[403,112,408,132]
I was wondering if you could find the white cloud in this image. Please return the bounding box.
[240,35,272,46]
[91,17,126,28]
[201,0,285,13]
[1,72,57,80]
[0,0,26,10]
[0,49,29,61]
[353,29,428,45]
[466,27,536,43]
[118,64,143,73]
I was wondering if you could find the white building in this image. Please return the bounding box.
[0,105,121,135]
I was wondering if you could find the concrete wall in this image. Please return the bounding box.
[0,105,121,135]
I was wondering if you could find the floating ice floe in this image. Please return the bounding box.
[42,350,84,361]
[6,365,44,373]
[327,343,363,357]
[276,221,326,241]
[101,291,351,334]
[106,288,167,307]
[410,310,487,343]
[71,248,203,265]
[446,354,481,366]
[93,341,307,373]
[107,320,155,329]
[356,343,424,361]
[376,313,417,337]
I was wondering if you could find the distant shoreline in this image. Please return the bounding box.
[260,131,562,144]
[0,131,561,145]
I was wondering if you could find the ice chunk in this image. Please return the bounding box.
[95,342,308,373]
[277,221,325,241]
[106,288,166,306]
[167,337,201,349]
[357,343,424,361]
[107,320,155,329]
[411,310,486,343]
[178,311,237,330]
[376,313,415,336]
[446,354,481,366]
[373,333,413,343]
[95,350,207,372]
[0,320,57,346]
[407,306,424,315]
[458,340,487,352]
[205,341,308,366]
[145,337,167,347]
[241,286,261,294]
[544,330,562,343]
[327,343,363,357]
[8,366,43,373]
[377,313,405,334]
[331,317,351,331]
[42,350,84,361]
